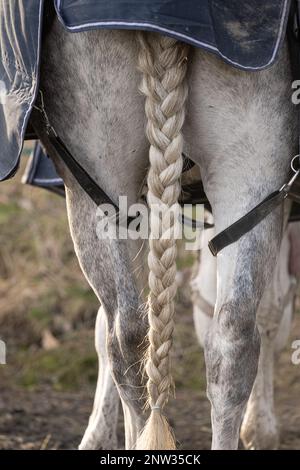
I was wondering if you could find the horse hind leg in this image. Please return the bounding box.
[185,42,296,449]
[79,306,120,450]
[64,177,148,450]
[191,217,294,449]
[33,21,150,449]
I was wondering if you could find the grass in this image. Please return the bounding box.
[12,331,97,391]
[0,149,99,393]
[0,202,21,224]
[28,307,52,328]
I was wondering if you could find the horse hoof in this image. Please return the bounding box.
[79,432,118,450]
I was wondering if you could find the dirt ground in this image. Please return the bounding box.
[0,309,299,450]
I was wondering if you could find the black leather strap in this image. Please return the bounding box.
[46,123,202,229]
[34,87,197,227]
[47,126,135,225]
[208,188,289,256]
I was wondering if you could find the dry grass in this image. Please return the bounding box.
[0,146,99,390]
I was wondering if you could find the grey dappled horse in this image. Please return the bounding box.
[31,11,297,450]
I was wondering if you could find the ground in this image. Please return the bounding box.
[0,314,299,450]
[0,148,299,450]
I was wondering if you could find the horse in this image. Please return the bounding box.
[30,5,297,450]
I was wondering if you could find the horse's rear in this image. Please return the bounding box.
[31,3,297,450]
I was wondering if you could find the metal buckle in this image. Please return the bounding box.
[289,154,300,188]
[280,155,300,197]
[291,154,300,172]
[33,90,58,137]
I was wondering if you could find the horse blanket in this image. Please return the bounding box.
[0,0,292,183]
[22,142,64,196]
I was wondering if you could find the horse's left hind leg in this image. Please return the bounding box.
[62,178,148,450]
[33,22,149,449]
[79,306,119,450]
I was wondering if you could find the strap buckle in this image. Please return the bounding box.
[33,90,58,137]
[280,154,300,196]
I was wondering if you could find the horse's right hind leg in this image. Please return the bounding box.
[192,222,296,449]
[186,42,296,449]
[79,306,119,450]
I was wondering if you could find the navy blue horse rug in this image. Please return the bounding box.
[0,0,291,185]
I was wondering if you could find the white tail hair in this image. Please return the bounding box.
[136,32,189,450]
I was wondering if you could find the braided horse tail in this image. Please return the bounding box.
[136,33,189,450]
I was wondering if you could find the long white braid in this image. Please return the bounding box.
[136,32,189,450]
